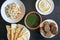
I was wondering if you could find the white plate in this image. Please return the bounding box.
[35,0,54,15]
[1,0,25,23]
[7,24,30,40]
[40,19,58,38]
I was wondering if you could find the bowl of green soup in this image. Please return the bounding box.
[24,11,42,30]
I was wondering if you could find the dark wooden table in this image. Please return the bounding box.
[0,0,60,40]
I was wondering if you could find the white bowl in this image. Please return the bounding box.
[35,0,54,15]
[1,0,25,23]
[40,19,58,38]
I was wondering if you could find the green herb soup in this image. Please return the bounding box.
[26,13,40,28]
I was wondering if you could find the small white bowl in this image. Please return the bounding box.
[40,19,58,38]
[35,0,54,15]
[1,0,25,23]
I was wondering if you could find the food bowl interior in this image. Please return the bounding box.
[35,0,54,15]
[1,0,25,23]
[24,11,42,30]
[40,19,58,38]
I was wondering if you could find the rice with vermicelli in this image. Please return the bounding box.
[5,3,22,20]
